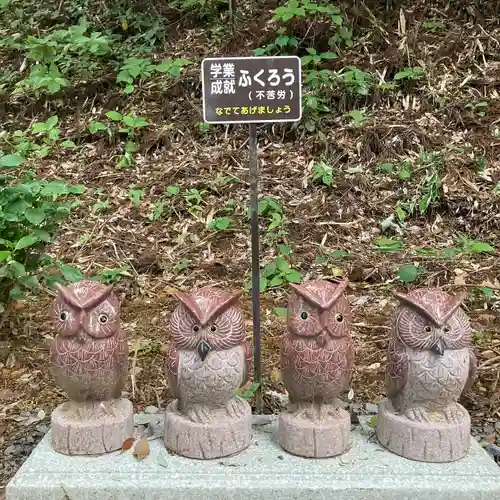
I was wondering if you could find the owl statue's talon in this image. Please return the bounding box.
[318,404,339,420]
[405,407,429,423]
[443,406,461,424]
[186,405,213,424]
[225,397,245,418]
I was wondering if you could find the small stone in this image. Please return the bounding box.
[5,445,16,455]
[495,422,500,431]
[20,411,31,417]
[364,403,379,414]
[144,405,159,414]
[486,443,500,458]
[483,425,495,435]
[35,424,49,435]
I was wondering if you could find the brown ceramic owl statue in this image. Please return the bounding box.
[50,280,133,455]
[377,288,477,463]
[278,278,354,458]
[163,286,253,459]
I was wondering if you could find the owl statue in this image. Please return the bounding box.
[165,286,252,424]
[385,288,477,424]
[51,280,127,410]
[280,278,353,421]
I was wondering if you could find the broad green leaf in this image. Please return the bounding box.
[14,235,39,251]
[9,286,24,300]
[88,121,108,134]
[25,207,46,225]
[61,140,76,148]
[397,264,421,283]
[285,269,302,283]
[59,264,84,282]
[0,251,11,261]
[31,229,51,242]
[40,181,68,196]
[466,242,496,254]
[269,275,284,287]
[276,256,290,272]
[19,275,40,290]
[259,277,268,292]
[106,111,123,121]
[45,115,58,129]
[273,307,288,318]
[8,261,26,277]
[0,154,24,169]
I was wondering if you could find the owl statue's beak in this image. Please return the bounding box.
[197,340,212,361]
[431,337,446,356]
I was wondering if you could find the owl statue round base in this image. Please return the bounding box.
[376,399,471,463]
[164,397,252,459]
[51,398,134,455]
[278,406,351,458]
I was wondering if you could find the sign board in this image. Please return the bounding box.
[201,56,302,124]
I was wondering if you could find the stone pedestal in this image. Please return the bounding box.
[7,414,500,500]
[278,407,351,458]
[376,398,471,463]
[164,397,252,459]
[51,398,134,455]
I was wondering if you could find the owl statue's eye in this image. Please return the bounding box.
[192,325,200,333]
[210,325,217,332]
[335,313,344,323]
[424,325,432,333]
[98,314,109,324]
[60,310,69,321]
[300,311,308,320]
[443,325,451,333]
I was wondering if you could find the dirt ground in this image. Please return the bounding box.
[1,0,500,494]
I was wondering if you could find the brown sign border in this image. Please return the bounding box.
[201,55,302,125]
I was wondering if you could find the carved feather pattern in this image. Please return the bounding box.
[178,346,245,407]
[166,286,248,411]
[281,279,353,405]
[50,280,127,402]
[388,287,477,414]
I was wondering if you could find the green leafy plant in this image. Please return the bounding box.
[235,381,260,400]
[315,249,354,265]
[465,102,488,117]
[0,173,84,302]
[396,264,422,283]
[8,21,112,95]
[246,254,301,292]
[347,109,368,128]
[93,266,132,284]
[312,161,335,186]
[207,216,233,230]
[374,237,404,253]
[394,67,424,81]
[103,110,148,168]
[117,57,193,94]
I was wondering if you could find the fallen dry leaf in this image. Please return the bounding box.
[121,437,135,452]
[133,438,150,460]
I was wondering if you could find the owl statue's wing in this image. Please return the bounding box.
[386,337,408,401]
[165,346,180,399]
[243,339,253,385]
[462,348,477,394]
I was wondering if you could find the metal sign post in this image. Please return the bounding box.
[201,55,302,413]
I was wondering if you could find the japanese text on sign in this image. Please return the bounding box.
[201,56,301,124]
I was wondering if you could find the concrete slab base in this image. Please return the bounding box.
[6,414,500,500]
